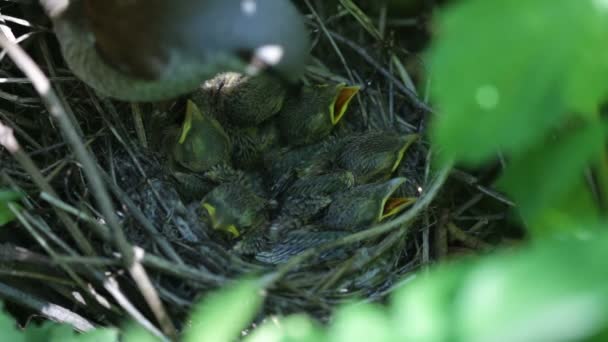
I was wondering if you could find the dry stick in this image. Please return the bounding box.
[0,76,76,83]
[303,0,368,120]
[337,0,419,96]
[37,37,85,137]
[40,191,110,239]
[453,193,484,218]
[0,34,175,339]
[130,247,177,340]
[17,211,122,318]
[99,169,184,265]
[434,209,449,259]
[391,54,418,96]
[421,211,431,265]
[131,102,148,148]
[0,281,95,332]
[304,1,354,80]
[3,135,119,313]
[8,204,106,321]
[19,210,165,337]
[262,163,451,287]
[328,31,432,113]
[102,276,167,341]
[450,169,515,207]
[0,108,42,149]
[447,222,493,251]
[0,269,75,286]
[42,187,211,287]
[0,9,17,42]
[142,253,226,285]
[0,124,94,255]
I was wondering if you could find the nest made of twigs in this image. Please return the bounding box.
[0,0,472,334]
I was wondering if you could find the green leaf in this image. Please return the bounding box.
[24,322,57,342]
[121,323,160,342]
[526,179,601,238]
[43,324,117,342]
[245,314,325,342]
[391,262,472,341]
[498,123,604,233]
[183,279,263,342]
[457,231,608,342]
[394,230,608,342]
[0,190,22,226]
[328,303,391,342]
[429,0,608,164]
[0,304,25,342]
[563,7,608,114]
[76,328,118,342]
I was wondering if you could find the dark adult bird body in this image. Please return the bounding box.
[40,0,310,101]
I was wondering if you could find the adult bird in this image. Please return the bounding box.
[39,0,310,101]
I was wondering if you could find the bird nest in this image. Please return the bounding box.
[0,1,452,332]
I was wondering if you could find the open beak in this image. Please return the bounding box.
[376,177,416,221]
[201,202,241,238]
[330,84,360,125]
[179,100,204,144]
[381,197,416,220]
[391,134,420,173]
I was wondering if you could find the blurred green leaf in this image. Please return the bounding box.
[526,179,601,238]
[23,322,57,342]
[47,325,76,342]
[183,279,263,342]
[498,123,604,233]
[245,314,325,342]
[429,0,608,164]
[394,230,608,342]
[0,190,22,226]
[27,323,117,342]
[0,303,24,342]
[328,303,391,342]
[121,323,160,342]
[76,328,118,342]
[391,262,472,341]
[458,231,608,342]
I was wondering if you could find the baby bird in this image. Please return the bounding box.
[277,83,360,146]
[264,138,339,184]
[235,194,335,256]
[200,182,268,238]
[322,177,416,231]
[227,121,280,170]
[193,73,285,169]
[199,72,287,126]
[255,229,350,265]
[282,170,355,199]
[164,100,231,173]
[336,131,419,183]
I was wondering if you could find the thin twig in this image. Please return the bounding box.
[0,281,96,332]
[1,33,172,340]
